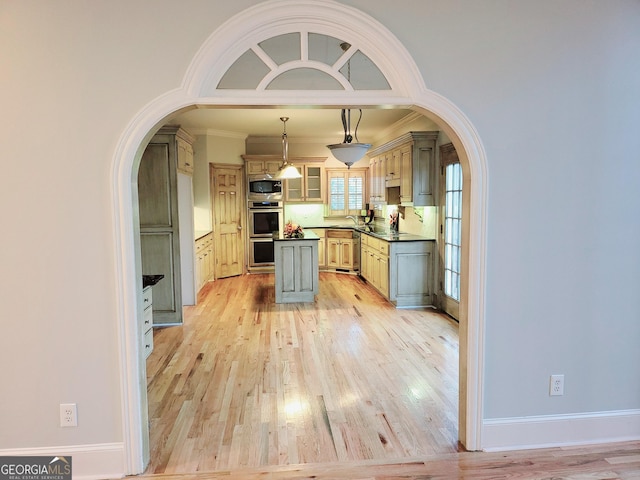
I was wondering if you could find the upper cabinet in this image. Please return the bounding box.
[368,156,385,204]
[176,129,195,175]
[243,156,282,176]
[367,131,439,206]
[284,159,326,203]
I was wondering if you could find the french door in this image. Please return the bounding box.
[439,143,461,320]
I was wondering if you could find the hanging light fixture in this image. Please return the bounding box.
[275,116,302,179]
[326,42,371,168]
[326,109,371,168]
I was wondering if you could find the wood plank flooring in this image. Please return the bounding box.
[135,441,640,479]
[140,272,640,478]
[144,272,460,474]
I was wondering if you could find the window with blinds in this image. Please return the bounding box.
[326,169,367,216]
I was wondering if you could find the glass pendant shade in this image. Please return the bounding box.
[274,116,302,179]
[326,109,370,168]
[277,163,302,179]
[327,142,371,168]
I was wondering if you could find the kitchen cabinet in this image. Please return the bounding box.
[139,126,194,326]
[244,157,282,176]
[367,131,439,206]
[369,156,385,204]
[386,149,401,183]
[285,162,325,202]
[326,229,355,270]
[360,234,389,298]
[195,232,214,292]
[360,234,435,306]
[142,286,154,358]
[388,240,435,307]
[273,231,320,303]
[399,144,412,204]
[176,131,195,175]
[309,229,326,268]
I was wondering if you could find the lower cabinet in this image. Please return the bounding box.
[361,235,389,298]
[310,229,326,268]
[326,229,355,270]
[388,240,435,307]
[361,234,435,307]
[195,232,214,292]
[142,286,154,358]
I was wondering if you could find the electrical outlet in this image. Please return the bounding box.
[550,375,564,396]
[60,403,78,427]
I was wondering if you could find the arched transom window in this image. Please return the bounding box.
[217,32,390,91]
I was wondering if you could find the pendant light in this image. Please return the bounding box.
[275,116,302,179]
[326,42,371,168]
[326,109,371,168]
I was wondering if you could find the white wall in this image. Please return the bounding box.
[0,0,638,474]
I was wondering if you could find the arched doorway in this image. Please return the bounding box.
[113,0,487,473]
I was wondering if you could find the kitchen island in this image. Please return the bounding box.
[273,230,320,303]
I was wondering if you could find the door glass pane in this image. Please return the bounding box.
[444,163,462,301]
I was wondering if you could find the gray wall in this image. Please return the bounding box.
[0,0,638,466]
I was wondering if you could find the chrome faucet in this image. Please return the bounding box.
[346,215,359,226]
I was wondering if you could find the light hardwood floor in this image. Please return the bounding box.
[145,272,460,474]
[142,272,640,479]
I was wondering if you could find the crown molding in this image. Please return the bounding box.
[188,128,248,139]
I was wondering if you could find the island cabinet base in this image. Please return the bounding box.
[274,235,319,303]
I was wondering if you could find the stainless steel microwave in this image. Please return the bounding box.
[247,174,283,201]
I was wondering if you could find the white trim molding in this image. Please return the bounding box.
[483,410,640,452]
[0,443,125,480]
[112,0,488,473]
[184,0,426,98]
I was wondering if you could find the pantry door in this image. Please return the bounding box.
[211,165,245,278]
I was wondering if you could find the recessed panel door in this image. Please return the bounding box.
[212,166,245,278]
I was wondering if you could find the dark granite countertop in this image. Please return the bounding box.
[273,230,320,241]
[143,274,165,288]
[195,230,213,241]
[304,224,435,242]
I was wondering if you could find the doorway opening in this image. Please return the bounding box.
[113,1,487,474]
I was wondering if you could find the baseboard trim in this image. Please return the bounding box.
[0,442,125,479]
[483,409,640,452]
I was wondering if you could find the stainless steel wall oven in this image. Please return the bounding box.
[247,201,283,269]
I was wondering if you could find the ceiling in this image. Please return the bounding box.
[169,107,419,144]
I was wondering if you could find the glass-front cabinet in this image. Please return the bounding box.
[285,162,325,202]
